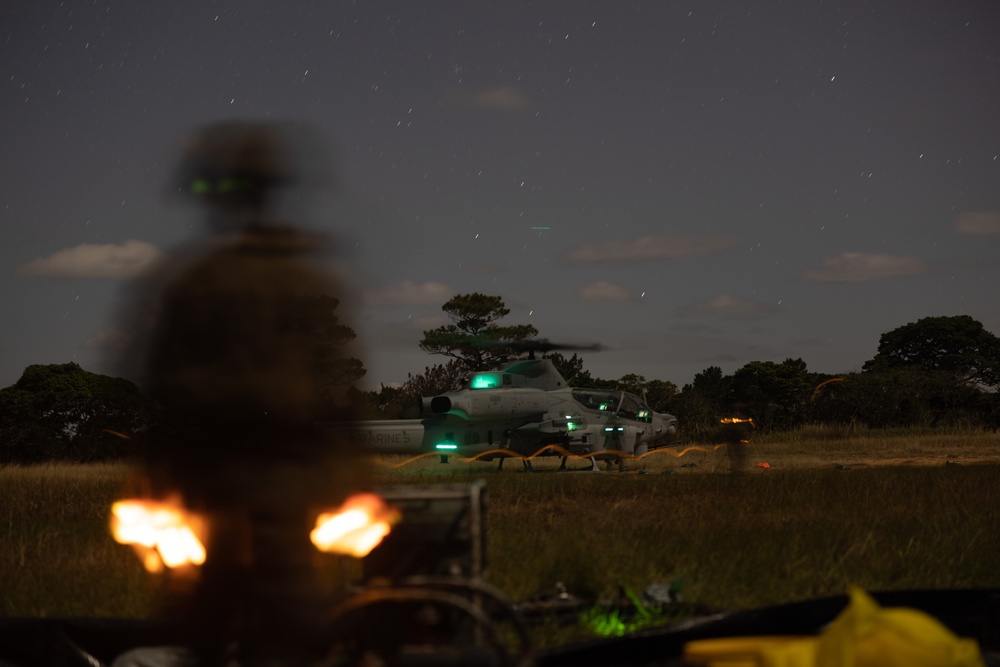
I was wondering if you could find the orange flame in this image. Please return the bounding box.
[310,493,400,558]
[720,417,755,426]
[110,498,207,573]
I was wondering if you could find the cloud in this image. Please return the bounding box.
[579,280,633,302]
[955,211,1000,235]
[362,280,452,306]
[677,294,777,320]
[468,86,530,110]
[16,240,164,279]
[566,235,736,263]
[801,252,929,283]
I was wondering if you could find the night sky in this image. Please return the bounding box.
[3,1,999,392]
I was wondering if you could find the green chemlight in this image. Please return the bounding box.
[580,607,629,638]
[435,443,458,451]
[579,587,673,638]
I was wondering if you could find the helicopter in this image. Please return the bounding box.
[347,339,679,471]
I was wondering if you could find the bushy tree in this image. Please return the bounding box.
[285,295,366,387]
[672,366,732,438]
[419,293,538,371]
[813,369,987,429]
[611,373,679,413]
[863,315,1000,388]
[642,379,681,414]
[402,359,470,398]
[362,360,471,419]
[544,352,591,385]
[0,362,154,463]
[729,358,817,431]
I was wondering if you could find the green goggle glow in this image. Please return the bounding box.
[190,177,255,194]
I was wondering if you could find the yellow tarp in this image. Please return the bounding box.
[683,587,985,667]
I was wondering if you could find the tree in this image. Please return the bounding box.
[283,295,366,420]
[0,363,154,463]
[729,358,816,431]
[642,379,680,414]
[419,293,538,371]
[811,368,984,429]
[402,359,470,399]
[691,366,730,400]
[286,295,366,387]
[359,360,471,419]
[600,373,679,414]
[863,315,1000,388]
[544,352,594,386]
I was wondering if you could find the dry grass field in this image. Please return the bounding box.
[2,429,998,647]
[371,426,1000,474]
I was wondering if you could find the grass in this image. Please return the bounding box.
[2,428,999,649]
[392,464,999,609]
[0,463,158,617]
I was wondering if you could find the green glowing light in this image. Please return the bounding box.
[217,177,251,193]
[579,587,673,638]
[435,443,458,451]
[190,179,211,194]
[580,607,629,638]
[470,373,501,389]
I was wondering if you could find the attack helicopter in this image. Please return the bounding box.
[347,339,678,470]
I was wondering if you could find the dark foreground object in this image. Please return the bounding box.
[537,588,1000,667]
[1,589,998,666]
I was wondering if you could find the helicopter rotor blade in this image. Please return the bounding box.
[472,337,605,355]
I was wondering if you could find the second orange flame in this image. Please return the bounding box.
[310,493,400,558]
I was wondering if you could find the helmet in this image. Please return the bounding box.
[173,121,298,199]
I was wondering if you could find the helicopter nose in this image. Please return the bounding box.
[656,413,678,438]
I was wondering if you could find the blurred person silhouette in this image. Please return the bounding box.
[118,120,365,665]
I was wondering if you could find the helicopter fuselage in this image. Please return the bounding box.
[348,358,678,465]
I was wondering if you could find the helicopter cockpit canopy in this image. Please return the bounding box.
[571,389,654,423]
[461,358,567,392]
[468,372,513,389]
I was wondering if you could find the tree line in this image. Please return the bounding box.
[2,293,999,463]
[356,297,1000,437]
